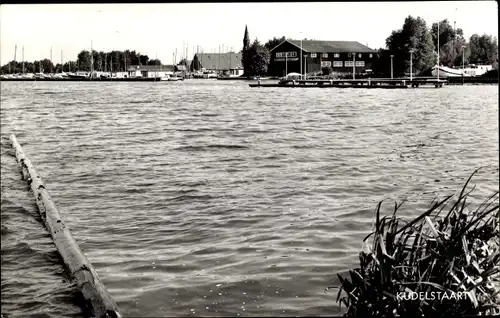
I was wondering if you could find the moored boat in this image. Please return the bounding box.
[431,64,493,78]
[68,71,89,79]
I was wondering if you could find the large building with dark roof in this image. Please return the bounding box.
[190,52,244,76]
[269,39,377,76]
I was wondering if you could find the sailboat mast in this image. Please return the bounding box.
[50,46,53,73]
[453,8,456,65]
[61,50,63,73]
[437,21,440,80]
[22,46,25,74]
[90,40,94,78]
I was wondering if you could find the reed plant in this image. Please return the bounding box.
[334,170,499,317]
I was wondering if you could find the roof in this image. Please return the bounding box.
[274,40,376,53]
[127,64,175,72]
[196,52,243,70]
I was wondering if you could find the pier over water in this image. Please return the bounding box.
[250,77,448,88]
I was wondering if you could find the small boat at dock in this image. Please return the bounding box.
[431,64,493,78]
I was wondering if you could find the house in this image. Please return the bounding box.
[269,39,377,76]
[191,52,244,76]
[127,65,175,78]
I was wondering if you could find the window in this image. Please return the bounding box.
[358,53,362,58]
[333,61,343,67]
[321,61,331,67]
[369,54,373,58]
[322,53,328,58]
[334,53,340,58]
[345,61,354,67]
[355,61,365,67]
[277,52,297,58]
[311,53,317,58]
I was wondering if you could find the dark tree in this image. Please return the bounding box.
[77,50,92,71]
[384,15,436,77]
[191,55,201,71]
[431,19,467,67]
[264,36,286,51]
[39,59,55,73]
[242,39,271,76]
[468,33,498,66]
[139,55,149,65]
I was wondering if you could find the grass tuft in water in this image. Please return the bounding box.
[333,169,499,317]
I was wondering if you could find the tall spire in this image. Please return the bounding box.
[243,25,250,49]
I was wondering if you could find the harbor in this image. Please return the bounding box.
[0,76,182,82]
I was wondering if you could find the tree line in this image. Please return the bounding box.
[1,50,162,74]
[371,16,498,77]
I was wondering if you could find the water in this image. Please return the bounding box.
[1,81,498,317]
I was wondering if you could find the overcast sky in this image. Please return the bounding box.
[0,1,497,65]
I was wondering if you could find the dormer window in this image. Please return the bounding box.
[334,53,340,58]
[311,53,317,58]
[322,53,328,58]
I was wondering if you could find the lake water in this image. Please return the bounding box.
[1,80,498,317]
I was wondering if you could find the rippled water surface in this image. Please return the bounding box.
[1,81,498,317]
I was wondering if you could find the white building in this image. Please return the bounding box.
[127,65,175,78]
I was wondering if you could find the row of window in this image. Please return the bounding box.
[275,52,298,58]
[320,61,366,67]
[312,53,373,58]
[276,52,374,59]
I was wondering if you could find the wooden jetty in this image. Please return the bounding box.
[10,135,121,318]
[250,77,447,89]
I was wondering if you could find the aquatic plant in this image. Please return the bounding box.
[334,169,499,317]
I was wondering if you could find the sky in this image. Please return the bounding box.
[0,1,498,66]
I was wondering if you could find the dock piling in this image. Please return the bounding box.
[9,135,121,318]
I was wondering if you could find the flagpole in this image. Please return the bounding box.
[437,21,440,80]
[300,35,303,79]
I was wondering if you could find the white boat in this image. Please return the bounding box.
[68,71,89,79]
[432,64,493,78]
[168,76,183,81]
[160,74,183,81]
